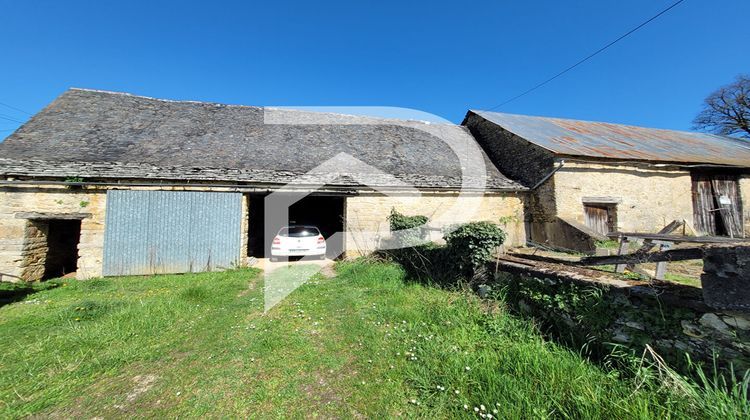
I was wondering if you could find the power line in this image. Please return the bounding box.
[486,0,687,111]
[0,114,24,124]
[0,101,31,115]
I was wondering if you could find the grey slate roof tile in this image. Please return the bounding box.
[0,89,524,191]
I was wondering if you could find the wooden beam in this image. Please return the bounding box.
[607,232,750,244]
[505,252,580,264]
[626,220,684,271]
[15,212,92,220]
[578,247,703,266]
[615,236,629,273]
[654,242,672,280]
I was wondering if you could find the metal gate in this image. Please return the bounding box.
[103,190,242,276]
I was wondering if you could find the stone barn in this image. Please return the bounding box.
[463,111,750,251]
[0,89,526,281]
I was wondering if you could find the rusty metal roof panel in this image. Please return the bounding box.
[473,111,750,167]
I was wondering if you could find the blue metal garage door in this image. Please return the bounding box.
[103,190,242,276]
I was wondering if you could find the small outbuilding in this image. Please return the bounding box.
[463,111,750,251]
[0,89,526,281]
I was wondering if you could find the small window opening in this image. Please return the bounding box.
[583,204,617,236]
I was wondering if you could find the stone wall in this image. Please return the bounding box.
[492,258,750,379]
[20,221,49,281]
[463,112,556,187]
[553,161,695,234]
[702,245,750,311]
[345,191,525,255]
[0,186,106,280]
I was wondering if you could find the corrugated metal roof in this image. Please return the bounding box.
[472,111,750,167]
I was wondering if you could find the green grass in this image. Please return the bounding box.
[0,261,747,418]
[664,273,702,287]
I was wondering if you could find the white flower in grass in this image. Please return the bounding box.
[465,366,471,371]
[492,409,498,414]
[474,407,479,412]
[463,404,469,410]
[454,390,460,394]
[480,404,486,411]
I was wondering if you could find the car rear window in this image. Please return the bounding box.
[279,227,321,237]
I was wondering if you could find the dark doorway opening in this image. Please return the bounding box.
[23,219,82,280]
[247,194,346,259]
[248,194,266,258]
[692,172,744,237]
[43,220,81,279]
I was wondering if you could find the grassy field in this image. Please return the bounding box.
[0,260,747,418]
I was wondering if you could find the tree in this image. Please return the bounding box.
[692,74,750,139]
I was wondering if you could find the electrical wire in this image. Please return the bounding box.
[0,101,31,115]
[486,0,687,111]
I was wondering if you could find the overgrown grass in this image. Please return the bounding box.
[0,261,747,417]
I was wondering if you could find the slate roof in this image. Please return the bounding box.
[0,89,524,191]
[468,111,750,167]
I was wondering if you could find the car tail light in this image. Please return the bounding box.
[273,236,281,245]
[317,235,325,244]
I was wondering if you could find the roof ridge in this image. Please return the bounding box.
[472,109,738,140]
[67,87,264,110]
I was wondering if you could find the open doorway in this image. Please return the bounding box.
[247,194,346,259]
[692,172,744,237]
[22,219,81,280]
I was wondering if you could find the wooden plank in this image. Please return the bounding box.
[15,212,92,220]
[578,247,703,266]
[626,220,684,271]
[615,236,628,273]
[606,232,750,243]
[654,242,672,280]
[505,252,581,264]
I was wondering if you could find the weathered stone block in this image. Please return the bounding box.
[702,246,750,312]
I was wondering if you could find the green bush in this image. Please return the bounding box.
[387,208,428,247]
[384,215,506,286]
[444,221,506,274]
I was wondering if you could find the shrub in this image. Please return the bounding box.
[444,221,506,274]
[387,208,428,248]
[384,216,507,286]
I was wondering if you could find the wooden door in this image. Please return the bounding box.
[711,176,743,237]
[692,175,716,235]
[584,205,611,236]
[692,173,744,237]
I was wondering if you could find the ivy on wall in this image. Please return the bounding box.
[384,209,506,285]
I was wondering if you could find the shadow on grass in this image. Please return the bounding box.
[0,281,61,307]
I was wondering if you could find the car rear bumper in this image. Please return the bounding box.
[270,248,326,257]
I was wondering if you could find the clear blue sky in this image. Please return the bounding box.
[0,0,748,135]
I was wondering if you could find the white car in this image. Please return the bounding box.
[270,225,326,260]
